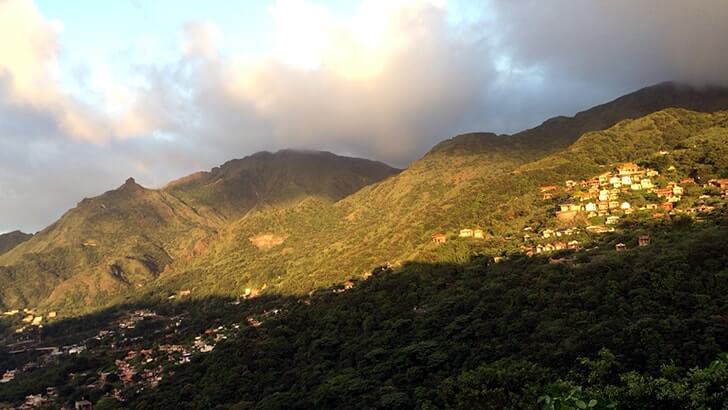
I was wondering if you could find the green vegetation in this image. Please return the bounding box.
[127,211,728,409]
[1,83,728,408]
[0,152,398,313]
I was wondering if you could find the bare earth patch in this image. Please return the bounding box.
[249,234,288,250]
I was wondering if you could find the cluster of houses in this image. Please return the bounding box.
[615,235,651,252]
[431,228,485,244]
[1,308,59,334]
[542,162,672,219]
[16,387,59,409]
[541,162,728,230]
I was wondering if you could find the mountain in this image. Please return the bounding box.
[3,82,728,314]
[164,149,400,219]
[0,231,32,256]
[2,84,728,409]
[0,152,399,312]
[156,106,728,301]
[430,82,728,157]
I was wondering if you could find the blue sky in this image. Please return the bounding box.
[2,0,728,232]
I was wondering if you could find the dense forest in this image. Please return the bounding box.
[126,210,728,409]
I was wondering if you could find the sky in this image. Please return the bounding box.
[2,0,728,233]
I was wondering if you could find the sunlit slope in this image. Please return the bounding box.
[160,109,728,299]
[0,151,399,312]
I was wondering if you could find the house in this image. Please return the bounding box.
[716,179,728,191]
[565,180,578,188]
[606,216,620,225]
[609,176,621,187]
[473,229,485,239]
[25,395,46,407]
[680,178,695,185]
[631,183,642,191]
[639,235,651,247]
[567,240,580,249]
[609,201,620,210]
[654,188,673,198]
[540,185,558,193]
[75,400,93,410]
[646,169,659,177]
[621,175,632,185]
[1,370,16,383]
[598,173,611,186]
[431,233,447,244]
[597,201,609,211]
[573,191,595,201]
[599,190,609,201]
[535,244,544,254]
[343,280,354,290]
[543,243,555,252]
[672,185,684,196]
[48,311,57,318]
[620,201,631,210]
[542,229,555,239]
[645,203,658,210]
[617,162,640,175]
[31,316,43,326]
[559,204,581,212]
[553,241,567,250]
[640,178,653,189]
[585,202,597,212]
[459,229,473,238]
[660,202,674,211]
[587,225,614,234]
[615,243,627,252]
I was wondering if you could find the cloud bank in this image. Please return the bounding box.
[2,0,728,232]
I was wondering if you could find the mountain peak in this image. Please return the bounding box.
[120,177,144,191]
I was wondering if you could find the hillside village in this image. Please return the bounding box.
[430,157,728,258]
[527,160,727,255]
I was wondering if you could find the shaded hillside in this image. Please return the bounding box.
[0,231,32,256]
[158,108,728,302]
[165,149,400,219]
[134,213,728,409]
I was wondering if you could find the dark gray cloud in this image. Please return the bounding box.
[2,0,728,232]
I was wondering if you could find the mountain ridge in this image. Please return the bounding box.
[3,82,728,313]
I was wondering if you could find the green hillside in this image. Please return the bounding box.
[0,178,223,311]
[157,108,728,302]
[3,82,728,315]
[0,152,399,313]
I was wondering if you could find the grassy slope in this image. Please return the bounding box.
[158,109,728,300]
[0,179,224,311]
[0,152,399,312]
